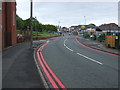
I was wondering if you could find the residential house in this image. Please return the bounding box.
[99,23,119,32]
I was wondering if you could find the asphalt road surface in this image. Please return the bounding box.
[41,34,118,88]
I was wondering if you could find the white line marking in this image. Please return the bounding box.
[64,39,67,44]
[77,53,103,65]
[64,39,74,52]
[66,46,73,52]
[64,38,103,65]
[64,43,66,47]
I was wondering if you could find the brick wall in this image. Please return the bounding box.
[2,2,16,49]
[0,7,1,51]
[2,2,5,49]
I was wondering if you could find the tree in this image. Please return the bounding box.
[23,18,31,30]
[32,18,43,32]
[16,15,24,30]
[16,15,57,32]
[42,24,57,32]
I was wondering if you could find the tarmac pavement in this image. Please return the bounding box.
[2,41,45,89]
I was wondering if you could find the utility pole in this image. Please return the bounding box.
[35,17,38,40]
[58,21,60,32]
[35,16,36,31]
[84,16,86,25]
[30,0,33,48]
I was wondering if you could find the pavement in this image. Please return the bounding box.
[2,41,46,89]
[0,51,2,90]
[76,36,120,55]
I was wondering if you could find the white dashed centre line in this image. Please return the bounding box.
[66,46,73,52]
[77,53,103,65]
[64,39,74,52]
[64,38,103,65]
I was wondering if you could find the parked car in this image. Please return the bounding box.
[17,34,25,43]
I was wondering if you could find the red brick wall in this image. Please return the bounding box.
[2,2,16,49]
[0,8,1,50]
[2,2,5,49]
[7,2,16,46]
[0,10,1,24]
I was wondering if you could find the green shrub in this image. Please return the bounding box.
[84,32,90,38]
[97,33,106,42]
[93,34,96,40]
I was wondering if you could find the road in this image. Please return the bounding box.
[38,34,118,88]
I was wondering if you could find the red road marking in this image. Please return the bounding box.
[40,52,66,88]
[37,52,59,89]
[38,41,49,52]
[38,37,63,52]
[91,46,120,54]
[37,40,67,89]
[75,37,120,57]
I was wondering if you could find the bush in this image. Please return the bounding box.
[93,34,97,40]
[84,32,90,38]
[97,33,106,42]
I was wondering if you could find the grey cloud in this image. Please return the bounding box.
[17,2,118,27]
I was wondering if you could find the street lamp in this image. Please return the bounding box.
[34,17,36,31]
[34,16,38,40]
[84,16,86,25]
[30,0,33,48]
[35,17,36,31]
[58,21,60,32]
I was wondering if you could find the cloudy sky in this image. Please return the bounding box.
[16,0,119,27]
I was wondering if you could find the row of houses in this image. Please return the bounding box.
[69,23,120,35]
[99,23,120,33]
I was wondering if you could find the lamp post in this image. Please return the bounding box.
[84,16,86,25]
[58,21,60,32]
[30,0,33,48]
[35,16,36,31]
[34,16,38,40]
[83,16,86,37]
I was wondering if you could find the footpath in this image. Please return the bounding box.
[2,40,46,89]
[76,36,120,55]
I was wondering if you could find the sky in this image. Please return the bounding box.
[16,0,119,27]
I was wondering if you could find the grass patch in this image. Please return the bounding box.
[17,30,59,38]
[33,33,59,38]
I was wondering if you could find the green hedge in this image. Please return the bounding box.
[97,33,106,42]
[84,32,90,38]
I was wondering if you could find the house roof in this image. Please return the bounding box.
[96,27,102,31]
